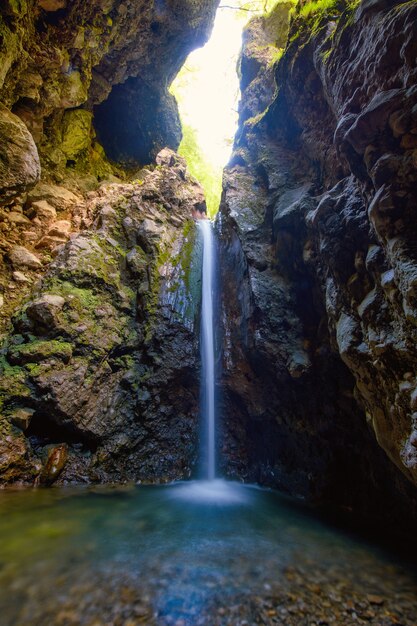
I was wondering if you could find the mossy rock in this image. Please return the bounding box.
[8,339,73,365]
[61,109,93,159]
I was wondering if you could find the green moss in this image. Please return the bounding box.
[44,281,101,310]
[177,124,222,218]
[267,47,285,68]
[48,235,127,294]
[298,0,339,19]
[0,356,30,421]
[178,219,197,292]
[61,109,93,159]
[40,279,134,356]
[24,363,45,377]
[290,0,360,42]
[321,47,332,63]
[8,340,73,365]
[244,105,271,128]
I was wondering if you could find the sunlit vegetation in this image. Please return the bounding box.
[178,125,223,218]
[171,0,283,217]
[298,0,338,18]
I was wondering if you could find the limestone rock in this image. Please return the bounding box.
[7,212,30,224]
[26,294,65,329]
[0,431,37,483]
[47,220,71,237]
[28,185,79,211]
[9,245,42,269]
[0,105,40,204]
[29,200,56,223]
[0,0,219,175]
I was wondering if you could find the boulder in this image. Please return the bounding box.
[61,109,93,159]
[10,407,35,431]
[30,200,57,222]
[26,294,65,329]
[0,105,40,204]
[28,185,79,211]
[9,245,42,269]
[40,444,68,485]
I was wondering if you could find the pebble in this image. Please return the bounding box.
[367,594,385,605]
[12,270,31,283]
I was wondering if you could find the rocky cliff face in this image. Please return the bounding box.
[0,149,204,484]
[0,0,218,337]
[0,0,219,172]
[218,0,417,521]
[0,0,219,484]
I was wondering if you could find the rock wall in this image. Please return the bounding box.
[0,0,220,484]
[0,0,219,173]
[218,0,417,522]
[0,149,205,485]
[0,0,218,338]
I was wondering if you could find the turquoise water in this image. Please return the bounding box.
[0,480,416,625]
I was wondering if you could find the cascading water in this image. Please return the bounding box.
[199,219,216,480]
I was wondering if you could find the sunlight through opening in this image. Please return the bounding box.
[170,1,277,217]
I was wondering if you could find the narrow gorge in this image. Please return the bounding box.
[1,0,417,624]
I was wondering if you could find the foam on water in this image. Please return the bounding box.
[168,479,252,505]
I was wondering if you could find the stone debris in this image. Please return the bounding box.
[9,245,42,269]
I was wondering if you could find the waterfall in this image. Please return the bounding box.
[199,219,216,480]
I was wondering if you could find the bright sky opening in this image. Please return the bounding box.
[170,1,276,216]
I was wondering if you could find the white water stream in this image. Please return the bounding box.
[199,219,216,480]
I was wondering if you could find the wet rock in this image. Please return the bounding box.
[0,430,37,483]
[40,444,68,485]
[217,0,417,524]
[137,218,165,253]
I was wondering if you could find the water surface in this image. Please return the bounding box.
[0,480,416,625]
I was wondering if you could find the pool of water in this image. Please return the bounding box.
[0,480,416,625]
